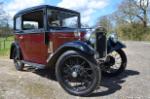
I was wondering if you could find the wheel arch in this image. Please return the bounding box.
[46,41,95,69]
[10,42,23,59]
[107,41,126,54]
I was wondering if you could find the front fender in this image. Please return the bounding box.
[46,41,95,67]
[107,41,126,54]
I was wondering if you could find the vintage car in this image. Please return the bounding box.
[10,5,127,96]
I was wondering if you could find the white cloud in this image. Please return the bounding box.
[58,0,109,25]
[5,0,44,18]
[4,0,109,26]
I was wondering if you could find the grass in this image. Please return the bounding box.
[0,36,14,57]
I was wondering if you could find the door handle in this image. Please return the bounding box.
[19,36,24,40]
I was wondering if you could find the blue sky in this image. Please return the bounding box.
[1,0,123,26]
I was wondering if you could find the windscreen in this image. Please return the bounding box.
[47,9,79,29]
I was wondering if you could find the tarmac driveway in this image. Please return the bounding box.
[0,41,150,99]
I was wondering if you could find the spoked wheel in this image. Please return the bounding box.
[13,48,24,71]
[102,49,127,77]
[56,51,100,96]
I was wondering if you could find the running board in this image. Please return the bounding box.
[21,60,45,69]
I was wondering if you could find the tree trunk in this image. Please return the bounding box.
[143,10,147,28]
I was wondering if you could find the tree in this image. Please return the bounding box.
[96,0,150,40]
[118,0,150,28]
[97,15,113,32]
[0,2,9,27]
[0,2,11,37]
[136,0,149,27]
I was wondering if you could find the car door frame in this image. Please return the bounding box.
[14,8,50,64]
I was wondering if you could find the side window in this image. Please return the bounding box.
[22,10,43,30]
[23,21,38,30]
[15,16,21,30]
[47,10,61,27]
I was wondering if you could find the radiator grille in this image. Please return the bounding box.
[96,32,107,58]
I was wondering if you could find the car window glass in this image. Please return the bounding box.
[23,21,38,30]
[47,9,78,28]
[22,10,43,30]
[15,17,21,30]
[62,16,78,28]
[47,10,60,27]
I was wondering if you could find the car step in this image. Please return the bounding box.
[21,60,45,69]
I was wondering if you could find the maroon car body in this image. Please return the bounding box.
[10,5,86,65]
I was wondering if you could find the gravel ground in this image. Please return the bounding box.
[0,41,150,99]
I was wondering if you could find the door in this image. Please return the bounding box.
[21,10,48,64]
[14,16,32,62]
[29,33,48,64]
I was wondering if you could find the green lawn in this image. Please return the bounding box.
[0,36,14,56]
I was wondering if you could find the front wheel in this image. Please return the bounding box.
[55,51,101,96]
[102,49,127,77]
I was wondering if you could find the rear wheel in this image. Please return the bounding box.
[13,48,24,71]
[55,51,100,96]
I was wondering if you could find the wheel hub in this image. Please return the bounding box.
[105,56,115,67]
[71,65,81,78]
[72,72,78,78]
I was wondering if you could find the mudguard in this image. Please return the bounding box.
[10,42,20,59]
[46,41,95,67]
[107,40,126,54]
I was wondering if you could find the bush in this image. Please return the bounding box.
[117,23,150,41]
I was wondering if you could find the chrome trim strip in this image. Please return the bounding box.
[14,29,45,34]
[48,41,53,53]
[46,53,54,63]
[14,29,86,35]
[49,29,86,33]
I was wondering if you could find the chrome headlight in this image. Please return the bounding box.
[109,32,118,43]
[84,30,92,41]
[84,30,96,45]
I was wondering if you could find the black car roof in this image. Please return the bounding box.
[14,5,80,18]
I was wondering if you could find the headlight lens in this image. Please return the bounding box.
[109,32,118,43]
[89,37,96,44]
[84,31,91,40]
[84,31,96,45]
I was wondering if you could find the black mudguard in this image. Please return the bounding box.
[107,40,126,54]
[46,41,95,67]
[10,42,21,59]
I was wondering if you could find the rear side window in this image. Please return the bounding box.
[23,21,39,30]
[15,16,21,30]
[22,10,43,30]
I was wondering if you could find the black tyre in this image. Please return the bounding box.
[102,49,127,77]
[55,51,101,96]
[13,48,24,71]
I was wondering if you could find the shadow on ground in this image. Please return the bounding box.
[23,67,57,81]
[90,70,140,97]
[24,68,140,97]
